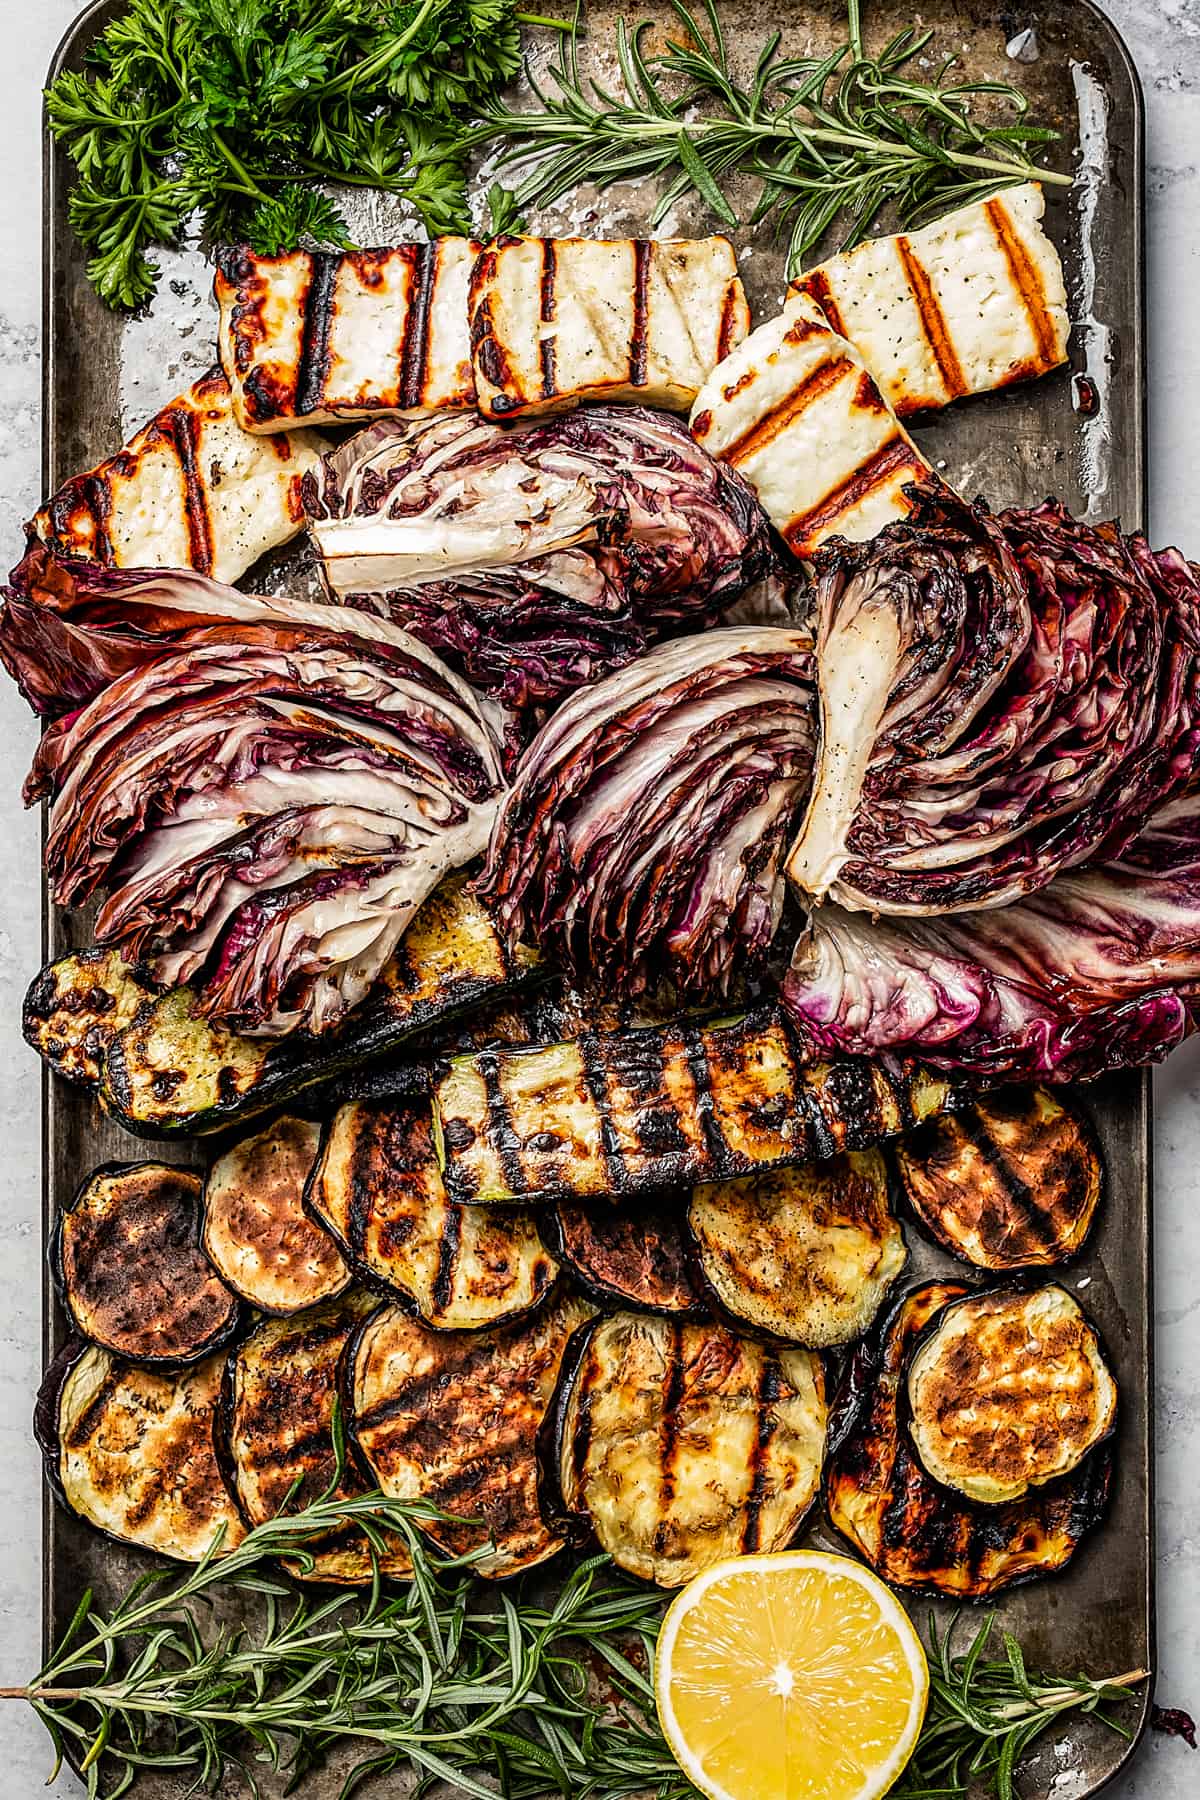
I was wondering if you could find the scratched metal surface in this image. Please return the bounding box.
[40,1,1150,1794]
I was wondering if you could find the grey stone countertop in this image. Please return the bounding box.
[0,1,1196,1794]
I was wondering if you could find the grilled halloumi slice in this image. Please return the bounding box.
[789,183,1069,417]
[215,241,478,431]
[468,234,749,418]
[29,368,325,583]
[689,295,932,557]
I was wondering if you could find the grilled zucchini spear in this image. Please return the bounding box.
[825,1283,1114,1597]
[432,1007,958,1205]
[202,1117,350,1315]
[22,946,157,1088]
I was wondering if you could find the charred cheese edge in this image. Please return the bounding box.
[306,1098,558,1330]
[906,1285,1117,1505]
[893,1086,1103,1271]
[28,367,326,583]
[688,1150,907,1346]
[543,1198,707,1316]
[57,1163,241,1367]
[825,1283,1112,1596]
[789,183,1069,417]
[215,242,478,431]
[689,294,932,556]
[203,1118,350,1315]
[469,235,749,419]
[432,1009,958,1205]
[551,1312,826,1586]
[347,1289,595,1577]
[221,1290,412,1585]
[36,1340,245,1562]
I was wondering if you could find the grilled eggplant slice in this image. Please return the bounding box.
[94,876,537,1138]
[348,1289,594,1577]
[550,1312,826,1586]
[306,1099,557,1330]
[893,1087,1103,1270]
[906,1285,1118,1505]
[688,1151,906,1346]
[22,948,157,1088]
[825,1283,1113,1596]
[222,1292,411,1585]
[35,1339,245,1560]
[203,1118,349,1314]
[542,1199,707,1316]
[432,1007,959,1205]
[57,1163,241,1365]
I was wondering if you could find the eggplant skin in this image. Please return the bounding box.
[22,948,157,1088]
[57,1162,241,1367]
[906,1285,1118,1505]
[893,1087,1103,1270]
[825,1283,1114,1598]
[221,1291,411,1585]
[687,1150,907,1346]
[541,1198,708,1316]
[35,1338,245,1562]
[306,1099,558,1331]
[347,1289,595,1578]
[203,1117,350,1315]
[552,1312,827,1587]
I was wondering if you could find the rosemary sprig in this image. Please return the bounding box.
[473,0,1069,275]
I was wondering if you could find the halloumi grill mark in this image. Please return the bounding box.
[215,242,479,431]
[548,1312,827,1586]
[825,1284,1113,1596]
[788,184,1069,418]
[27,368,326,583]
[689,296,932,556]
[469,235,749,419]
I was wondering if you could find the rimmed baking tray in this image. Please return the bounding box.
[38,1,1152,1794]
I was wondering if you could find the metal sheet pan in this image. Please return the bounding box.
[38,1,1152,1794]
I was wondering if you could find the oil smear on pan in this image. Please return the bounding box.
[1070,60,1114,519]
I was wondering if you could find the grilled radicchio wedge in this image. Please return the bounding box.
[303,408,776,709]
[17,577,505,1038]
[478,628,815,996]
[784,784,1200,1082]
[786,486,1200,913]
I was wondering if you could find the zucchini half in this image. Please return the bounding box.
[547,1312,827,1587]
[56,1163,241,1366]
[306,1100,559,1330]
[347,1289,595,1578]
[220,1292,411,1585]
[432,1007,958,1205]
[35,1339,245,1562]
[541,1199,707,1316]
[687,1151,907,1347]
[26,876,537,1139]
[893,1087,1103,1270]
[824,1283,1114,1598]
[202,1117,350,1315]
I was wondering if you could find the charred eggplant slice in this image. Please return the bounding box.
[203,1117,349,1315]
[825,1283,1114,1597]
[550,1312,827,1587]
[432,1007,959,1204]
[35,1339,245,1561]
[906,1285,1118,1505]
[542,1199,707,1316]
[94,876,538,1138]
[688,1151,906,1346]
[222,1292,411,1585]
[57,1163,241,1365]
[347,1289,594,1577]
[893,1087,1103,1270]
[307,1099,558,1330]
[22,947,157,1087]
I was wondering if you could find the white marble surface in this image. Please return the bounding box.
[0,1,1197,1793]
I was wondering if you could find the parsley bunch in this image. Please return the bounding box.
[47,0,528,309]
